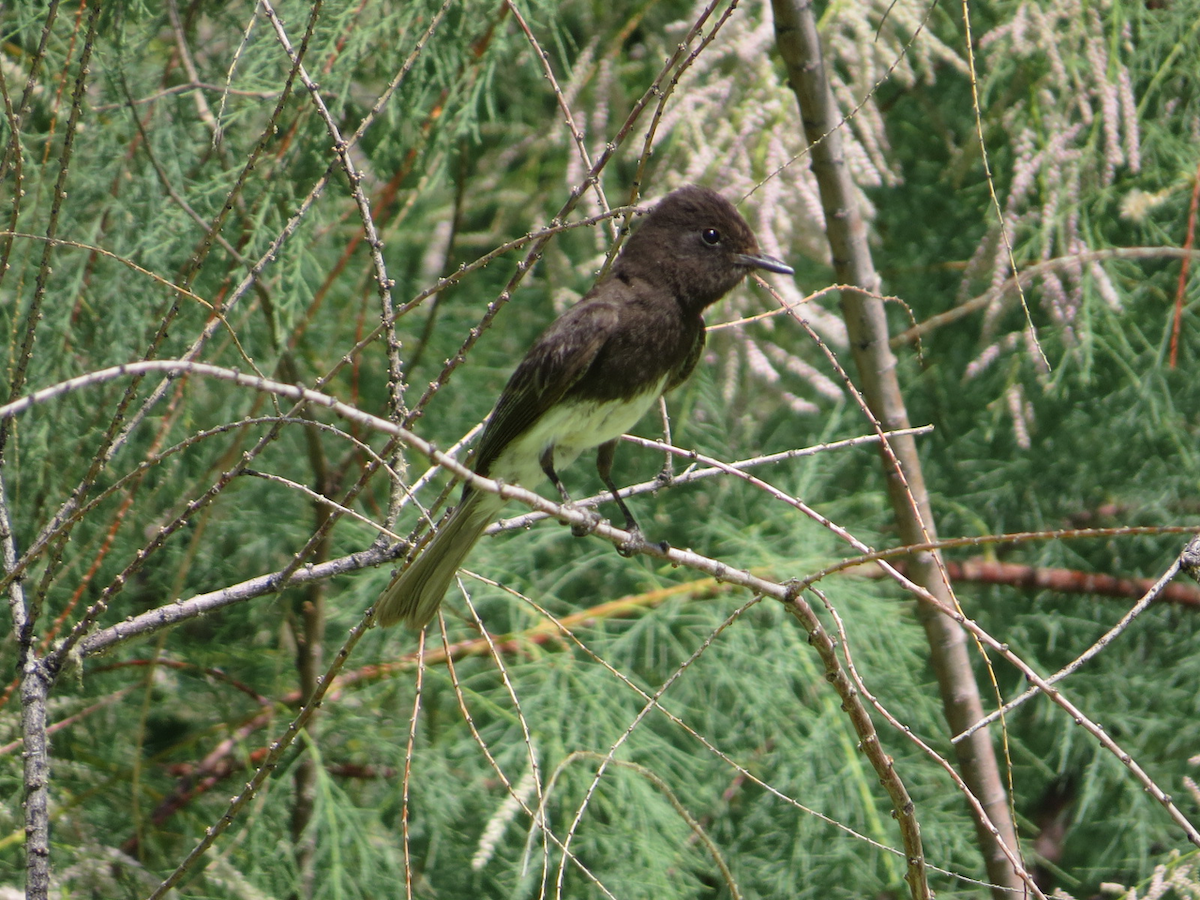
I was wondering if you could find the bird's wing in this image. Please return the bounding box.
[472,297,620,478]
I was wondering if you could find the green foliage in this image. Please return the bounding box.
[1,1,1198,899]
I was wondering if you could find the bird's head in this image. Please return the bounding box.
[617,185,793,311]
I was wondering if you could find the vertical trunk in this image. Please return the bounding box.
[770,1,1024,893]
[22,661,53,900]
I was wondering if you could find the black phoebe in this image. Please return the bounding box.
[376,185,793,629]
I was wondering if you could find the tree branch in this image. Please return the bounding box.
[770,1,1024,894]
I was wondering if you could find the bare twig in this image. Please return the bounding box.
[819,591,1046,900]
[957,0,1046,370]
[771,0,1023,892]
[894,246,1200,348]
[953,551,1186,741]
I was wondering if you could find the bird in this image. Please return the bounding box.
[375,184,793,629]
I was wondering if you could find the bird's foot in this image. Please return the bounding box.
[617,526,669,558]
[570,508,602,538]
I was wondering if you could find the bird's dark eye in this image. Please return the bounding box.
[701,228,721,245]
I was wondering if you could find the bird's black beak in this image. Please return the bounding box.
[735,252,794,276]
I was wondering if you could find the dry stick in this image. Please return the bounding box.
[954,554,1185,743]
[439,615,615,898]
[90,82,279,111]
[19,662,52,900]
[77,545,387,659]
[20,364,1197,876]
[165,0,220,136]
[144,615,374,900]
[401,631,426,900]
[818,590,1046,900]
[770,1,1024,894]
[493,427,933,532]
[957,0,1046,371]
[456,591,551,886]
[259,0,404,414]
[13,7,103,898]
[781,589,931,900]
[894,246,1200,348]
[505,0,609,215]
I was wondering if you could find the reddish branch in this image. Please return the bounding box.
[888,558,1200,607]
[1169,160,1200,368]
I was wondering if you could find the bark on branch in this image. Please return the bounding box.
[770,1,1025,895]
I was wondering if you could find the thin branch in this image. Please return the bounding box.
[954,553,1185,742]
[957,0,1046,370]
[90,81,279,111]
[894,246,1200,347]
[259,0,405,415]
[1170,163,1200,368]
[505,0,609,214]
[16,358,1196,854]
[492,427,934,532]
[771,0,1024,891]
[820,591,1046,900]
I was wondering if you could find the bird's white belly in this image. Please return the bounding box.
[488,375,668,488]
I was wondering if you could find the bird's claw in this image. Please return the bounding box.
[617,527,669,557]
[570,509,602,537]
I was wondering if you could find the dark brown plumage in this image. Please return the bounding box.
[376,184,793,629]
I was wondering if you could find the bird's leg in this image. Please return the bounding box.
[540,446,600,537]
[596,440,669,557]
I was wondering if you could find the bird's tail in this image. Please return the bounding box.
[375,491,501,629]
